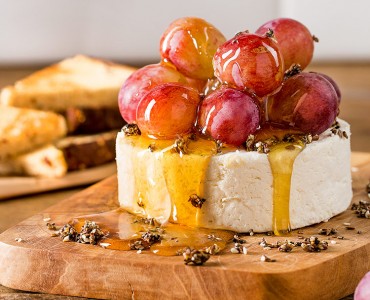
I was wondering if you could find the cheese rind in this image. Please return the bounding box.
[116,119,352,232]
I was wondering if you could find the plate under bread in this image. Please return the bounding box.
[0,162,116,200]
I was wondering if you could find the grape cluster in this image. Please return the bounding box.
[118,17,341,146]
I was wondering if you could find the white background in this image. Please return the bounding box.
[1,0,369,66]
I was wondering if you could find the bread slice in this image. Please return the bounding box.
[0,130,117,177]
[0,145,67,178]
[0,55,136,111]
[0,106,67,160]
[56,130,117,171]
[63,107,125,134]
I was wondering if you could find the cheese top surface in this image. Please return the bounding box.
[116,119,352,232]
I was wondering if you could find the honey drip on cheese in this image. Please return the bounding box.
[127,135,217,226]
[71,209,234,256]
[268,141,305,235]
[162,138,217,226]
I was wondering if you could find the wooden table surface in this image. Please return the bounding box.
[0,63,369,299]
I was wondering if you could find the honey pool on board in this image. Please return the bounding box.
[72,209,234,256]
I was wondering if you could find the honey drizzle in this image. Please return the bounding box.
[129,135,217,226]
[162,138,217,226]
[268,141,305,235]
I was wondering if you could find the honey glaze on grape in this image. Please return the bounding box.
[213,32,284,97]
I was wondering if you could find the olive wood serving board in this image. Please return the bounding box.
[0,152,369,300]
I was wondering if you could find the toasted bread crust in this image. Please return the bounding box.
[0,106,67,160]
[56,131,117,171]
[0,145,67,178]
[0,55,136,110]
[63,107,126,134]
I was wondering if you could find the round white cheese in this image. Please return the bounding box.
[116,119,352,232]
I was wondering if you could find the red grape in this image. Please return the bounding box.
[160,17,226,80]
[197,86,260,146]
[354,272,370,300]
[256,18,315,71]
[136,83,200,139]
[118,63,187,124]
[311,72,341,104]
[267,72,338,135]
[213,32,284,97]
[185,76,207,93]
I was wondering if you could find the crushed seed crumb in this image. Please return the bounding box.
[183,247,210,266]
[58,224,78,242]
[141,231,161,244]
[278,241,294,252]
[43,217,51,222]
[345,226,355,230]
[351,200,370,218]
[260,254,276,262]
[330,120,348,139]
[318,228,337,236]
[122,124,141,136]
[216,140,223,154]
[259,238,279,249]
[203,244,220,255]
[77,221,106,245]
[284,64,302,79]
[265,28,275,38]
[233,234,247,244]
[129,228,162,251]
[207,234,222,241]
[188,194,206,209]
[231,242,245,254]
[148,143,156,152]
[301,236,328,252]
[46,222,57,230]
[129,239,149,250]
[172,137,189,155]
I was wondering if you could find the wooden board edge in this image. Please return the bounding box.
[0,237,368,300]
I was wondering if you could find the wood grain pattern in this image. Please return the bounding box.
[0,153,369,300]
